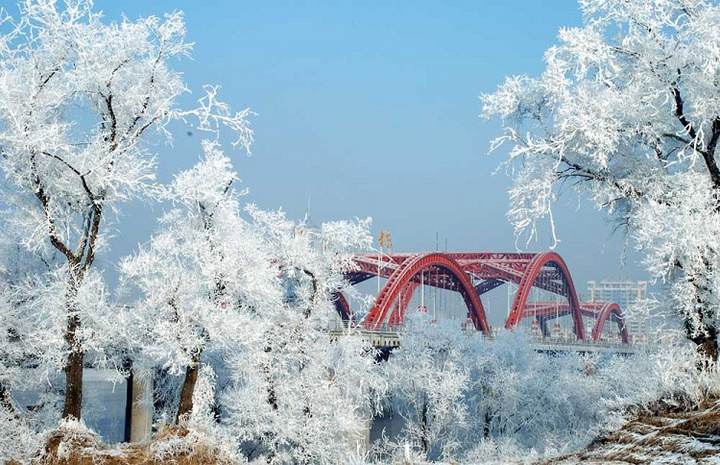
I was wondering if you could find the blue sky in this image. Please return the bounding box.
[87,0,647,296]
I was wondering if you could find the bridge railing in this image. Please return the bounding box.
[328,319,646,348]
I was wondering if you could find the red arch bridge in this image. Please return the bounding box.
[332,251,634,353]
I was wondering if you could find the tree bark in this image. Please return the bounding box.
[420,400,429,455]
[62,344,84,420]
[61,304,84,420]
[0,381,15,415]
[263,346,278,411]
[175,352,201,424]
[483,409,491,439]
[686,318,718,370]
[697,336,719,367]
[684,264,720,370]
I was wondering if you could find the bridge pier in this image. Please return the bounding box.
[126,369,153,443]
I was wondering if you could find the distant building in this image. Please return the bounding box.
[587,279,648,342]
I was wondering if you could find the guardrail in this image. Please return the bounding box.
[328,320,642,354]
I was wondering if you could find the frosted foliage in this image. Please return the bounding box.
[482,0,720,342]
[171,140,238,207]
[219,208,382,464]
[0,408,41,464]
[0,0,255,428]
[0,254,43,462]
[379,317,712,463]
[121,142,381,463]
[0,242,45,392]
[381,315,475,461]
[222,335,383,464]
[121,143,275,378]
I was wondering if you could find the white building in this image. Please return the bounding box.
[587,279,648,342]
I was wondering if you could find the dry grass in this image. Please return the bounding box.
[40,425,237,465]
[543,397,720,464]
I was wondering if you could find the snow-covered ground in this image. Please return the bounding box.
[547,399,720,465]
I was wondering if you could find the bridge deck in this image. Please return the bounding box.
[329,327,639,354]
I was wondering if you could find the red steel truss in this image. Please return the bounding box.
[338,251,629,343]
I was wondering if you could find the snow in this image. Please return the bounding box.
[3,0,720,463]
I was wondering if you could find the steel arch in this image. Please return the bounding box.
[591,302,629,344]
[505,251,586,341]
[362,252,491,334]
[333,292,352,322]
[388,281,421,326]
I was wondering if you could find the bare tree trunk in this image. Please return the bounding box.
[62,347,84,420]
[686,318,718,371]
[420,400,429,455]
[175,351,201,424]
[62,287,84,420]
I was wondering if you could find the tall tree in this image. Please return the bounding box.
[221,207,380,464]
[0,0,251,420]
[121,141,278,425]
[482,0,720,363]
[121,144,382,463]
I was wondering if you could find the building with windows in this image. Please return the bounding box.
[587,279,648,342]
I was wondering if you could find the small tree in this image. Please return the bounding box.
[482,0,720,363]
[0,0,251,420]
[382,314,473,461]
[121,141,277,425]
[221,207,381,464]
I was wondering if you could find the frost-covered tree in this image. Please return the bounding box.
[122,142,382,462]
[0,0,251,420]
[120,141,275,425]
[221,208,383,464]
[482,0,720,363]
[381,314,475,461]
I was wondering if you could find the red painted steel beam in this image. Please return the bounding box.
[388,281,420,326]
[362,252,491,335]
[506,252,586,341]
[522,302,606,319]
[591,302,630,344]
[333,292,352,322]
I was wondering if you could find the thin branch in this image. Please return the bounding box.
[30,158,76,264]
[661,132,693,146]
[557,156,671,207]
[80,202,103,273]
[40,151,95,200]
[126,50,163,135]
[671,85,700,141]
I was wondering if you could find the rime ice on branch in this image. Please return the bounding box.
[121,145,381,461]
[0,0,251,420]
[482,0,720,364]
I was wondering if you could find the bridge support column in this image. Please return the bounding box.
[128,369,153,443]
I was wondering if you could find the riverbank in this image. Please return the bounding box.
[546,396,720,464]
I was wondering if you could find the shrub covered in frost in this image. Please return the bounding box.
[378,314,715,463]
